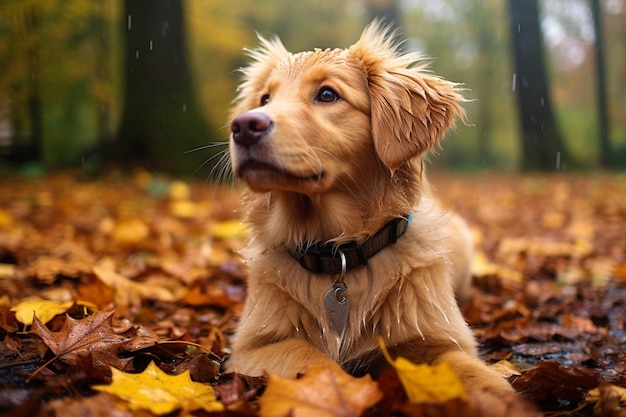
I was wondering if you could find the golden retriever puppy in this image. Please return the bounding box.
[226,21,514,396]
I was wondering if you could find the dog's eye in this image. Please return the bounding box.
[316,87,340,103]
[260,94,270,106]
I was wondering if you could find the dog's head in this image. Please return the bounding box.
[229,21,464,196]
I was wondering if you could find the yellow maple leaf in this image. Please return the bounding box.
[11,299,74,325]
[259,363,382,417]
[379,337,467,403]
[93,361,223,414]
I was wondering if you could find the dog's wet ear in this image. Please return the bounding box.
[350,21,465,174]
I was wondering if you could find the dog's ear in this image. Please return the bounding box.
[369,71,465,173]
[350,22,465,173]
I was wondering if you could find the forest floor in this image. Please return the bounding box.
[0,170,625,417]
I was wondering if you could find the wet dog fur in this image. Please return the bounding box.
[226,21,514,396]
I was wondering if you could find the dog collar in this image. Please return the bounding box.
[290,215,412,275]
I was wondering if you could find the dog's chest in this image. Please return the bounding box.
[269,260,405,362]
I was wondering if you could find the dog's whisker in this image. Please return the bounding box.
[185,141,228,154]
[191,148,227,177]
[209,150,235,186]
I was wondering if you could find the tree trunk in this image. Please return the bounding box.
[24,6,43,164]
[507,0,571,171]
[591,0,611,168]
[113,0,213,174]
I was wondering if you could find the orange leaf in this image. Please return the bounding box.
[259,364,382,417]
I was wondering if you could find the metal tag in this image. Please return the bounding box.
[324,281,350,344]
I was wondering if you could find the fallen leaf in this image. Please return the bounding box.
[111,219,150,244]
[0,208,13,228]
[259,364,382,417]
[26,255,94,284]
[43,392,132,417]
[30,310,129,366]
[92,361,224,414]
[169,199,199,218]
[0,295,10,307]
[379,337,468,402]
[586,383,626,417]
[511,361,599,405]
[93,262,176,306]
[0,263,15,278]
[212,219,248,239]
[169,180,191,200]
[11,300,74,326]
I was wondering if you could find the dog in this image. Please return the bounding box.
[226,21,514,396]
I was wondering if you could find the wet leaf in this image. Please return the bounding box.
[92,361,224,414]
[259,364,382,417]
[30,310,129,365]
[11,300,74,325]
[379,337,467,402]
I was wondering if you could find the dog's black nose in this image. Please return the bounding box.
[231,112,273,147]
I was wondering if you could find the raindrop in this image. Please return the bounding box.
[511,73,517,92]
[540,97,545,106]
[182,104,187,112]
[149,40,153,51]
[556,152,561,170]
[127,15,132,30]
[135,50,139,59]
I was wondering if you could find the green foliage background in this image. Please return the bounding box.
[0,0,624,173]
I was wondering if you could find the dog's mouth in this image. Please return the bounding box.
[236,158,324,192]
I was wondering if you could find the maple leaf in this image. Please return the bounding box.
[259,364,382,417]
[11,299,74,326]
[30,310,129,366]
[92,361,224,414]
[379,337,468,403]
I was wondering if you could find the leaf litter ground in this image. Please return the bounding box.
[0,170,625,416]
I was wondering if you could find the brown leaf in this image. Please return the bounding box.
[511,361,599,406]
[30,310,129,366]
[43,392,133,417]
[93,260,176,307]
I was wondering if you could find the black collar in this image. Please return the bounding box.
[289,215,412,275]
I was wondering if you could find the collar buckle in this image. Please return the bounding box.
[290,215,411,275]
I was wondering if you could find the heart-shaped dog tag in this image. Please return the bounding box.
[324,282,350,345]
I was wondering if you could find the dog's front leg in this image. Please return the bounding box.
[434,350,515,397]
[228,339,338,378]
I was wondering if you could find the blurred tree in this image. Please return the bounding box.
[112,0,213,174]
[507,0,573,171]
[590,0,611,168]
[0,0,42,165]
